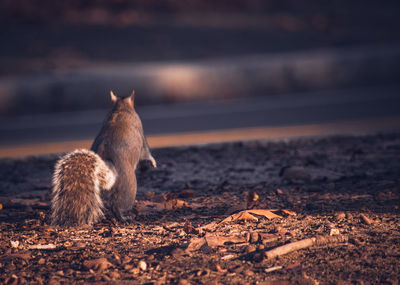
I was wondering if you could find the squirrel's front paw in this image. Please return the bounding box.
[149,156,157,168]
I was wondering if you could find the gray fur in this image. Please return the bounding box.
[91,91,156,221]
[51,149,116,226]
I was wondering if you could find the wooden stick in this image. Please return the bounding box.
[265,235,348,259]
[360,213,375,225]
[265,238,314,259]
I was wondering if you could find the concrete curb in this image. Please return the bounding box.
[0,44,399,116]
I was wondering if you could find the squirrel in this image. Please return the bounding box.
[91,90,157,221]
[51,149,117,226]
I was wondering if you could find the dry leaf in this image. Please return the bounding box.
[144,192,169,203]
[138,199,189,213]
[281,209,297,216]
[248,191,259,202]
[83,258,113,273]
[221,211,257,223]
[237,211,260,221]
[136,200,159,212]
[162,199,189,210]
[221,209,282,223]
[248,209,282,219]
[205,233,247,248]
[185,237,206,252]
[247,191,259,208]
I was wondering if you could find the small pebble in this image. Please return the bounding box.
[138,260,147,271]
[330,228,340,236]
[335,212,346,221]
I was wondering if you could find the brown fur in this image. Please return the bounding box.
[51,149,116,226]
[91,90,156,221]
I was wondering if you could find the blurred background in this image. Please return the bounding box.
[1,0,400,157]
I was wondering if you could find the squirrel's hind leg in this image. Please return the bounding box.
[110,171,137,222]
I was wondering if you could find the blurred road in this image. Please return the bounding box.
[0,85,400,157]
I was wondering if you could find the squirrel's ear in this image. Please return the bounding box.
[130,90,135,105]
[110,90,117,103]
[127,89,135,107]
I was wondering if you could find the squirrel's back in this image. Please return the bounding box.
[51,149,116,226]
[91,91,156,220]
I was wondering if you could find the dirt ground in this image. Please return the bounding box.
[0,133,399,284]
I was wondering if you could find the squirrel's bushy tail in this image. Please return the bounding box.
[51,149,116,227]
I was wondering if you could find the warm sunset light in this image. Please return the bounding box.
[0,1,399,284]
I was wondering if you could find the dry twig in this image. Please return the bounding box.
[360,213,375,225]
[265,235,348,259]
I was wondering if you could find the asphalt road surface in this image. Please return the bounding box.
[0,85,399,157]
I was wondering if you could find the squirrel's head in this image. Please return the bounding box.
[110,90,135,109]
